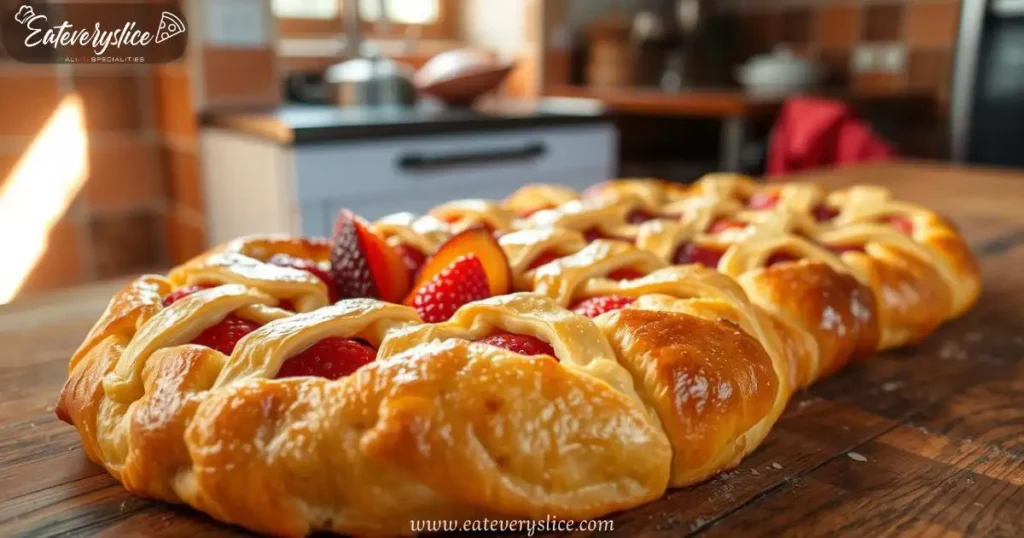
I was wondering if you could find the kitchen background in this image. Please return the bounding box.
[0,0,1001,304]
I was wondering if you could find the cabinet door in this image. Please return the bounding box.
[293,124,616,200]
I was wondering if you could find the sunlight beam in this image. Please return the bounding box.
[0,94,89,303]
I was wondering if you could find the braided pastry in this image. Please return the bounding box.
[57,173,979,536]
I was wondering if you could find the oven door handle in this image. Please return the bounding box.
[397,142,547,173]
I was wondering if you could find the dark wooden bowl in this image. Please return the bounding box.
[415,50,515,106]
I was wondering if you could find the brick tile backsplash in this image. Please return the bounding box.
[72,74,143,133]
[906,1,961,49]
[908,49,953,103]
[163,145,203,216]
[862,3,904,43]
[84,138,163,213]
[0,71,63,138]
[17,218,87,296]
[88,210,163,278]
[779,7,813,44]
[816,4,860,51]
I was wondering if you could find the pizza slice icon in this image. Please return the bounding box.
[155,11,186,44]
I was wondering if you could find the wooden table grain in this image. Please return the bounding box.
[2,161,1023,537]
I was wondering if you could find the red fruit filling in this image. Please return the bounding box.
[765,251,798,267]
[570,295,636,318]
[268,254,337,302]
[527,250,561,270]
[672,243,725,268]
[275,337,377,380]
[407,254,491,323]
[396,244,428,282]
[812,204,840,222]
[747,191,780,210]
[191,315,261,356]
[478,332,555,357]
[706,218,747,234]
[607,268,645,281]
[626,208,656,224]
[162,284,214,307]
[882,216,913,235]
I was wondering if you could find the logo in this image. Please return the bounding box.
[2,2,188,64]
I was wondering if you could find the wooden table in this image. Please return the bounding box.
[544,85,935,172]
[2,161,1023,537]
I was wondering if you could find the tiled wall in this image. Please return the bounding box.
[734,0,962,105]
[0,60,166,299]
[0,0,281,303]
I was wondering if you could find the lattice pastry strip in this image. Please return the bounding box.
[55,172,980,536]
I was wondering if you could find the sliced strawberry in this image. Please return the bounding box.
[396,244,428,282]
[883,216,914,235]
[812,204,840,222]
[407,254,491,323]
[411,227,510,298]
[275,337,376,380]
[570,295,636,318]
[607,268,645,281]
[673,243,725,268]
[747,190,780,210]
[268,253,337,302]
[478,332,555,357]
[191,315,261,355]
[162,284,214,307]
[527,250,561,270]
[330,209,410,303]
[707,218,747,234]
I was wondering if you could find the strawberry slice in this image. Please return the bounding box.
[275,337,377,380]
[330,210,410,303]
[410,228,510,298]
[162,284,214,307]
[707,218,747,234]
[478,332,555,357]
[268,254,338,302]
[570,295,636,318]
[191,315,261,355]
[396,244,428,282]
[747,191,780,210]
[407,254,491,323]
[673,243,726,269]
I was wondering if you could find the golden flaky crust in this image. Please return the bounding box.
[57,173,980,536]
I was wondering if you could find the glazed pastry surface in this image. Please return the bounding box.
[57,174,980,536]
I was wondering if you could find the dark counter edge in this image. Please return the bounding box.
[201,103,616,146]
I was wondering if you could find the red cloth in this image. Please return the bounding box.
[766,97,895,176]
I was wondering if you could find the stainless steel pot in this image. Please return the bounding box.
[324,56,418,107]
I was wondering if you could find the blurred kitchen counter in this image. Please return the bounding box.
[545,85,936,172]
[543,85,935,119]
[200,98,612,145]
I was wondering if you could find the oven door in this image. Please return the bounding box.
[952,0,1024,166]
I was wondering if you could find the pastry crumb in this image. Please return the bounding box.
[882,381,904,392]
[771,462,783,470]
[847,452,867,462]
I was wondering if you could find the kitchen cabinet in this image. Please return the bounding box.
[200,101,616,243]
